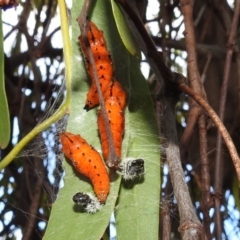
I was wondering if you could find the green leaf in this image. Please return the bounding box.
[0,11,10,149]
[232,175,240,210]
[111,0,141,58]
[115,56,161,240]
[44,0,160,239]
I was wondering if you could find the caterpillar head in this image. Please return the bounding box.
[72,192,102,213]
[117,158,145,180]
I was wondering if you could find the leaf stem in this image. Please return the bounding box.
[58,0,72,95]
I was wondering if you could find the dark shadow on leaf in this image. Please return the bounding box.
[109,169,120,182]
[121,176,145,189]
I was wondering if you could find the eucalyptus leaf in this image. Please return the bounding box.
[111,0,140,58]
[115,55,160,240]
[0,11,10,149]
[44,0,160,239]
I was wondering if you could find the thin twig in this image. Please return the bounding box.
[160,173,174,240]
[77,0,120,168]
[180,0,202,93]
[179,6,211,237]
[200,53,212,83]
[214,1,240,238]
[178,79,240,185]
[22,159,43,240]
[199,114,212,239]
[215,0,240,192]
[161,199,172,240]
[179,0,205,159]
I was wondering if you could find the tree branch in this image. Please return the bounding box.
[162,96,205,239]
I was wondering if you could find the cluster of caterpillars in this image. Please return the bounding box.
[60,22,144,213]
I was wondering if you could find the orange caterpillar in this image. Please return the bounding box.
[108,80,127,109]
[79,21,114,111]
[85,79,127,111]
[60,132,110,203]
[80,21,127,167]
[97,96,125,161]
